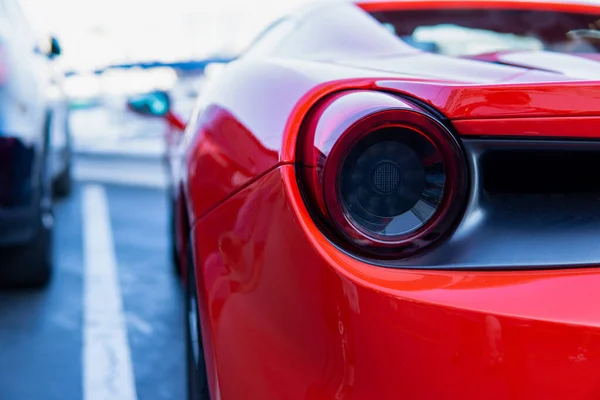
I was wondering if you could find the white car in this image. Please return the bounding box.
[0,0,72,288]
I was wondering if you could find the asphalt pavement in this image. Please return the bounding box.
[0,155,184,400]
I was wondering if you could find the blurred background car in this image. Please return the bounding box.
[0,0,69,287]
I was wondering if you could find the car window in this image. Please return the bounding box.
[369,8,600,56]
[244,18,297,58]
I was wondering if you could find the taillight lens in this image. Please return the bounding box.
[298,90,467,258]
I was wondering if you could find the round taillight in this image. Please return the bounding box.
[298,90,467,258]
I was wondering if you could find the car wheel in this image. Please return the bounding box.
[186,246,210,400]
[53,162,72,198]
[0,210,53,288]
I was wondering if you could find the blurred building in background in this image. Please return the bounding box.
[20,0,309,71]
[16,0,310,156]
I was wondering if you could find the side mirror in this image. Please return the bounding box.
[49,36,62,58]
[127,91,172,117]
[36,35,62,59]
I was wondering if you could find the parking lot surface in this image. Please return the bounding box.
[0,155,184,400]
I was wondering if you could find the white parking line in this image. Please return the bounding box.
[82,185,138,400]
[74,157,168,189]
[74,164,168,189]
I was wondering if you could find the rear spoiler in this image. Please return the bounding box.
[377,79,600,119]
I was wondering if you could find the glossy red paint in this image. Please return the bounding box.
[174,68,382,273]
[183,60,600,400]
[185,104,279,221]
[183,73,456,223]
[377,80,600,120]
[183,61,385,223]
[165,111,186,131]
[192,165,600,399]
[183,8,600,228]
[177,2,600,398]
[454,116,600,138]
[357,0,600,15]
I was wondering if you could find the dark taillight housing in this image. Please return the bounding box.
[297,90,467,258]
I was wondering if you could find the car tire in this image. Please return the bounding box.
[186,245,210,400]
[0,211,53,288]
[53,162,72,198]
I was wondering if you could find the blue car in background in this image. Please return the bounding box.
[0,0,72,287]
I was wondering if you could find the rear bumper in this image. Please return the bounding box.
[193,165,600,400]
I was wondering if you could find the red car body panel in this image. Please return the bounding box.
[193,164,600,400]
[184,65,600,225]
[377,80,600,119]
[453,116,600,138]
[184,60,391,221]
[357,0,600,14]
[172,1,600,398]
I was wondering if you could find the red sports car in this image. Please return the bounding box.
[129,0,600,398]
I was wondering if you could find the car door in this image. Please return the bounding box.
[0,0,49,148]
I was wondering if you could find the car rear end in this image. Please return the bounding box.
[190,1,600,398]
[291,4,600,395]
[279,77,600,398]
[193,80,600,399]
